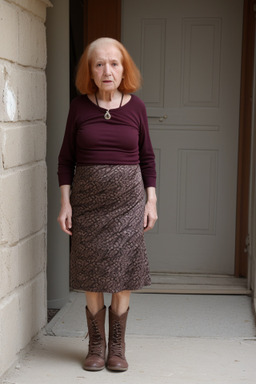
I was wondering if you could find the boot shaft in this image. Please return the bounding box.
[108,306,129,344]
[107,306,129,370]
[85,306,106,355]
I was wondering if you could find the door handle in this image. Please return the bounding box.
[148,115,168,122]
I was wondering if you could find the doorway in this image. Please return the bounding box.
[69,0,253,292]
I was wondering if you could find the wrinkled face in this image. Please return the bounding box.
[90,43,124,92]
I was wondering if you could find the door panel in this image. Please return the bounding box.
[122,0,243,274]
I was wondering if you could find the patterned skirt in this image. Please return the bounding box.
[70,165,151,293]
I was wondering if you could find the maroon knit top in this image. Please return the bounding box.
[58,94,156,188]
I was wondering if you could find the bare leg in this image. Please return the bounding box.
[111,290,131,315]
[85,292,104,315]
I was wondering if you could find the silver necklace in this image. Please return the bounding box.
[95,93,124,120]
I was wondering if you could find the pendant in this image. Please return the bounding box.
[104,110,111,120]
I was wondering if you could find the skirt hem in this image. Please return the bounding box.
[70,279,151,294]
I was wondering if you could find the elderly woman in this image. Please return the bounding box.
[57,37,157,372]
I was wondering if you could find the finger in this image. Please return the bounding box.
[144,213,148,228]
[144,215,157,232]
[143,217,151,232]
[63,220,72,235]
[64,228,72,236]
[66,216,72,231]
[58,216,72,235]
[65,221,72,235]
[144,224,153,233]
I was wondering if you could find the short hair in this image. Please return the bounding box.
[75,37,142,95]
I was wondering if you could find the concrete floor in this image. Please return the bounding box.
[45,292,256,338]
[2,292,256,384]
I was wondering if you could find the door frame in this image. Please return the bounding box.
[235,0,255,277]
[83,0,121,46]
[83,0,254,278]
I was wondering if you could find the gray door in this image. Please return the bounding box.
[122,0,243,274]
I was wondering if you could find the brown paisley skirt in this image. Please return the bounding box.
[70,165,151,293]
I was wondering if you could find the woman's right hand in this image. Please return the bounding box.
[57,202,73,235]
[57,185,72,235]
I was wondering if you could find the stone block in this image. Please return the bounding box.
[18,273,47,350]
[0,173,19,245]
[0,232,46,300]
[0,62,19,122]
[18,232,46,287]
[10,0,52,22]
[0,128,3,171]
[18,164,47,240]
[0,294,20,377]
[17,68,47,121]
[0,178,5,245]
[1,122,46,169]
[0,273,47,377]
[0,1,19,62]
[18,10,47,68]
[0,246,19,300]
[0,164,47,244]
[0,62,46,122]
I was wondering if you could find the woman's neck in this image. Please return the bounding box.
[96,90,123,109]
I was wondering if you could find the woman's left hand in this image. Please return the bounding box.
[144,187,158,232]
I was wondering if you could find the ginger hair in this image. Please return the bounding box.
[75,37,142,95]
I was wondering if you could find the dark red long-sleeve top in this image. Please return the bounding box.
[58,94,156,188]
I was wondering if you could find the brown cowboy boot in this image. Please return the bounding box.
[107,306,129,371]
[83,305,106,371]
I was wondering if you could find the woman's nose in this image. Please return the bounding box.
[104,63,111,75]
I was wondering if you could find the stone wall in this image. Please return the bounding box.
[0,0,51,377]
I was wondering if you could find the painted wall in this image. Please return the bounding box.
[0,0,50,377]
[46,0,70,309]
